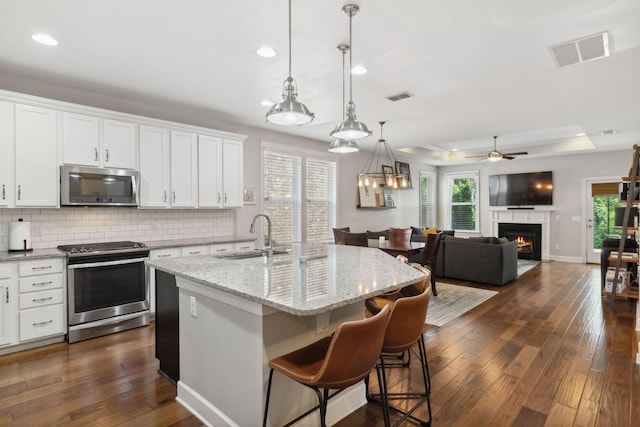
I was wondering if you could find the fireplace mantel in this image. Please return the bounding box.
[491,209,552,261]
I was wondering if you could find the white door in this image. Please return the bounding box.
[198,135,223,208]
[14,104,58,207]
[0,265,18,347]
[0,101,14,207]
[222,139,244,208]
[62,112,100,166]
[139,125,170,207]
[102,119,137,169]
[170,130,198,207]
[585,177,622,264]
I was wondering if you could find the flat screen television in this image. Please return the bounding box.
[489,171,553,206]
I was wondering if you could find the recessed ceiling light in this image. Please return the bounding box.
[260,99,275,107]
[451,148,459,152]
[575,132,586,137]
[32,33,58,46]
[351,65,367,75]
[256,46,277,58]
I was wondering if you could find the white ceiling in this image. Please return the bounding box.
[1,0,639,165]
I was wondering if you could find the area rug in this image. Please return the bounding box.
[425,283,498,327]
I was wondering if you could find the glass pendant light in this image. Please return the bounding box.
[266,0,315,126]
[330,4,371,140]
[329,44,358,153]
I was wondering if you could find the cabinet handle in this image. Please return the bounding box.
[158,254,172,258]
[163,191,167,202]
[94,147,98,161]
[2,184,4,200]
[215,248,228,252]
[17,185,21,200]
[5,288,8,304]
[32,296,53,303]
[32,265,53,270]
[217,193,221,203]
[172,191,176,203]
[224,193,228,203]
[239,245,250,250]
[105,148,110,162]
[33,320,53,327]
[188,251,201,255]
[33,281,53,287]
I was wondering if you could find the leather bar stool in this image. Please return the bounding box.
[365,264,430,317]
[263,305,390,427]
[417,232,443,296]
[366,283,432,427]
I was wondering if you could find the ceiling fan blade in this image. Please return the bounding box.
[502,155,516,160]
[464,154,488,159]
[501,151,528,156]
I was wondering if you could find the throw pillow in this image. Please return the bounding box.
[421,227,437,235]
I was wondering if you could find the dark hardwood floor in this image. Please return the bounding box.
[0,261,638,426]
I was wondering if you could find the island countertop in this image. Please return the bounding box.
[147,243,425,316]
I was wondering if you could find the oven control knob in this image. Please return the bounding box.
[69,248,77,254]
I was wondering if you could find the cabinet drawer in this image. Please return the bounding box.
[234,242,256,252]
[209,243,234,254]
[19,273,63,293]
[19,304,65,341]
[150,248,182,260]
[181,246,210,256]
[19,288,64,310]
[19,259,64,277]
[0,263,16,280]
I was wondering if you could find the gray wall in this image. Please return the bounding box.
[437,149,631,261]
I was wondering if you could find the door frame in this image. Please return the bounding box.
[582,175,620,264]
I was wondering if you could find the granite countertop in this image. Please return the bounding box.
[147,243,425,316]
[143,235,256,250]
[0,248,67,262]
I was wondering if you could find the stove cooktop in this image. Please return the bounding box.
[58,240,147,255]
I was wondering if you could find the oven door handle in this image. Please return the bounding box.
[68,256,149,269]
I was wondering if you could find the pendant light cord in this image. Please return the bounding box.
[288,0,292,79]
[348,11,353,103]
[342,48,346,119]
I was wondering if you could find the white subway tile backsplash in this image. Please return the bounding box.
[0,207,235,251]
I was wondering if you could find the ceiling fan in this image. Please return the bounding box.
[465,136,528,161]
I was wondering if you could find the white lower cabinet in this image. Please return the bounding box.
[0,263,18,348]
[209,243,234,255]
[181,245,210,257]
[234,242,256,252]
[148,248,182,314]
[17,259,65,342]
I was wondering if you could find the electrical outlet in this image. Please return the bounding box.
[189,295,197,317]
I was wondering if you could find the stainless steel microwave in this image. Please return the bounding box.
[60,165,139,206]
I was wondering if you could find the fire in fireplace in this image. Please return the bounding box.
[498,223,542,261]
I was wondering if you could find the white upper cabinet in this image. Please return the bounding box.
[0,101,14,207]
[139,125,171,208]
[139,127,197,208]
[170,130,198,208]
[198,136,243,208]
[14,104,58,207]
[102,119,137,169]
[63,112,137,169]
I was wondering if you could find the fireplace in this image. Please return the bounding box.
[498,223,542,261]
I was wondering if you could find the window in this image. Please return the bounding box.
[591,182,623,249]
[262,143,337,244]
[446,171,479,232]
[419,171,436,228]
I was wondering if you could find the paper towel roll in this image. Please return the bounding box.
[9,219,32,252]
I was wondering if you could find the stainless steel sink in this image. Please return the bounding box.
[213,248,290,260]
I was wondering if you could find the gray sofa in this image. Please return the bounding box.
[434,235,518,286]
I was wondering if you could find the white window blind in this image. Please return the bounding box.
[419,171,436,228]
[263,144,337,244]
[446,171,479,232]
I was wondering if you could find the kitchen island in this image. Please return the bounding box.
[147,243,425,427]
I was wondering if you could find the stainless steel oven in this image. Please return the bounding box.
[58,241,150,343]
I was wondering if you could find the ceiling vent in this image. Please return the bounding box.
[386,92,413,102]
[549,32,610,68]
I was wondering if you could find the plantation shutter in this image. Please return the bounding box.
[263,144,337,244]
[419,171,436,228]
